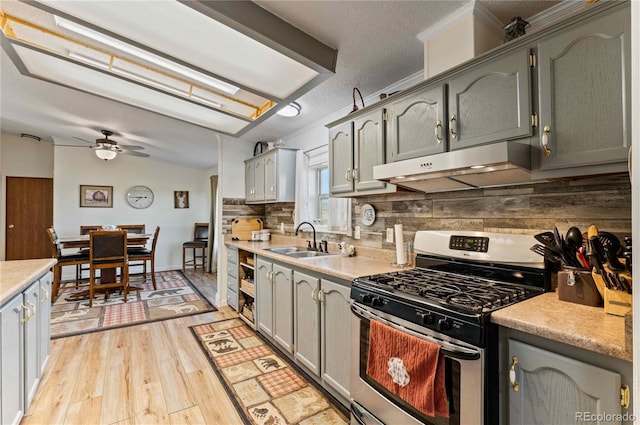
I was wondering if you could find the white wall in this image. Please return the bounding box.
[52,146,210,276]
[0,133,55,260]
[216,135,253,306]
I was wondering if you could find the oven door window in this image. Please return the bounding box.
[360,320,461,425]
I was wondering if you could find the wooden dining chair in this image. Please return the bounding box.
[128,226,160,289]
[117,224,146,234]
[47,227,90,301]
[182,223,208,272]
[89,230,129,307]
[77,225,101,278]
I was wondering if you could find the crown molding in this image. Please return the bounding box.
[416,1,503,42]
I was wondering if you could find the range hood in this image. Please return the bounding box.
[373,142,533,193]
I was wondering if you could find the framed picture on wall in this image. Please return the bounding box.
[174,190,189,208]
[80,185,113,208]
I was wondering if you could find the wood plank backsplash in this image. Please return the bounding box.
[225,173,632,251]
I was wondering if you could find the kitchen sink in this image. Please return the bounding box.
[265,246,337,259]
[265,246,302,255]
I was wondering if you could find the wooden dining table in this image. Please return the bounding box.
[58,233,152,250]
[58,233,152,295]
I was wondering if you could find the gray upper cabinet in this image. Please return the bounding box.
[353,110,388,192]
[328,121,354,195]
[386,83,446,162]
[448,48,532,150]
[244,148,297,204]
[328,110,395,197]
[534,3,631,176]
[508,339,623,425]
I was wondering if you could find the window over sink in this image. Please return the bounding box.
[295,146,352,235]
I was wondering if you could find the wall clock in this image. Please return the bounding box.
[126,185,154,209]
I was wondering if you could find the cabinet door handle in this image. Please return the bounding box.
[449,115,457,139]
[435,120,443,144]
[345,168,352,183]
[542,125,552,157]
[41,287,50,303]
[19,304,30,323]
[352,167,359,183]
[318,289,325,304]
[509,356,519,392]
[27,301,36,319]
[311,288,318,304]
[270,184,275,193]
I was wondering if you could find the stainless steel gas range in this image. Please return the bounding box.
[350,231,551,425]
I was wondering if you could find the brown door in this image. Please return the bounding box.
[6,177,53,260]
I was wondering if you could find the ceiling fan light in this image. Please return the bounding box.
[276,102,301,117]
[95,148,117,161]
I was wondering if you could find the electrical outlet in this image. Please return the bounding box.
[354,226,361,240]
[386,228,394,243]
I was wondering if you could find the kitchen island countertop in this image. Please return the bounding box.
[0,259,56,305]
[491,293,630,362]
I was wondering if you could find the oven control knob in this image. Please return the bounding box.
[418,312,435,325]
[437,318,452,331]
[361,294,373,304]
[371,296,383,307]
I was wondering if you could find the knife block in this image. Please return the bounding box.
[604,285,632,317]
[602,267,633,316]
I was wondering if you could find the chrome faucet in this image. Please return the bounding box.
[295,221,317,251]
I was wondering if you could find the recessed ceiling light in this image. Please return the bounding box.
[277,102,301,117]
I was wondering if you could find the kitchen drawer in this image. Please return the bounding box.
[227,288,238,310]
[227,263,238,279]
[227,273,239,292]
[227,248,238,265]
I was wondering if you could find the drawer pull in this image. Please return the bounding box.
[509,356,519,392]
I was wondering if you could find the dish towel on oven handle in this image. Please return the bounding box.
[366,319,449,418]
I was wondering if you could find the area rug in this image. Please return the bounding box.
[190,318,349,425]
[50,270,216,339]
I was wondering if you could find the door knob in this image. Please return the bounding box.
[8,224,15,229]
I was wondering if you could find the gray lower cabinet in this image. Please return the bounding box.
[293,271,351,402]
[1,271,52,425]
[226,247,238,310]
[386,83,447,162]
[329,110,395,197]
[38,275,52,376]
[293,270,320,375]
[255,257,293,353]
[534,2,631,177]
[508,339,623,425]
[319,278,351,400]
[448,48,532,150]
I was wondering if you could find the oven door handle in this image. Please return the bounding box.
[351,401,386,425]
[351,303,481,360]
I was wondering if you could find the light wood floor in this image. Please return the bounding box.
[23,272,247,425]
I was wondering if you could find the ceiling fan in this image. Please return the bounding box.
[56,129,150,160]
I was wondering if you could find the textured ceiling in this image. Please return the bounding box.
[1,0,559,168]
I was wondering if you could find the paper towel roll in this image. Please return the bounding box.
[395,224,406,265]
